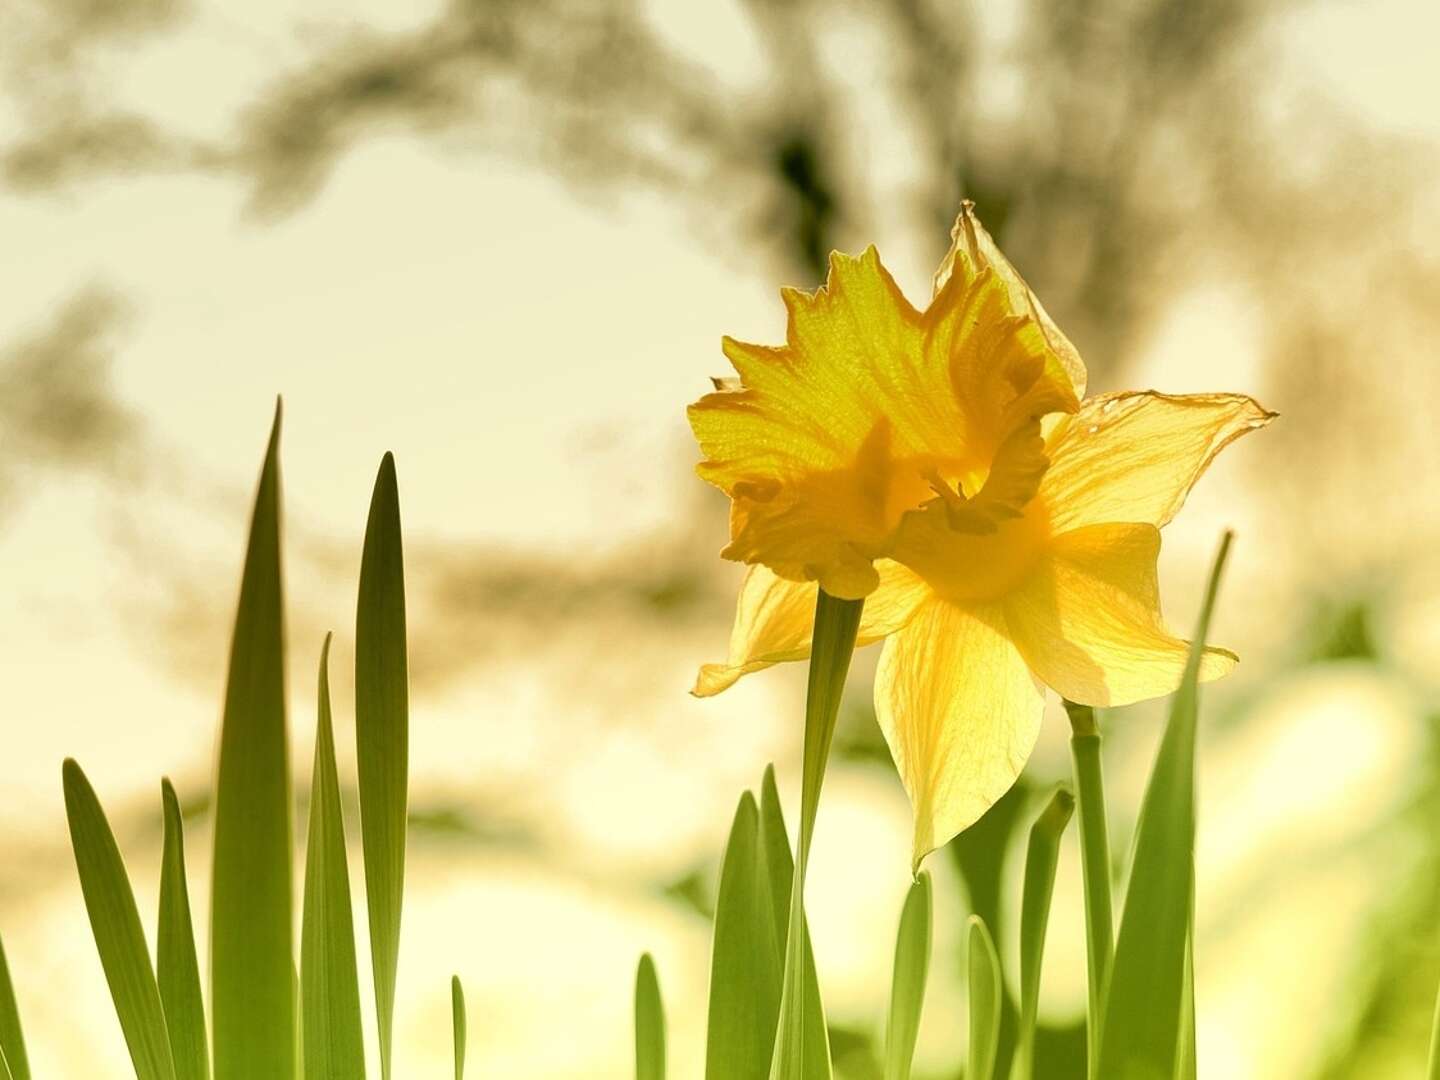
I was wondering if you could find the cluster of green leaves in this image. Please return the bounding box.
[0,406,465,1080]
[628,534,1440,1080]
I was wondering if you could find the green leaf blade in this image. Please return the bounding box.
[301,634,366,1080]
[967,915,1002,1080]
[356,453,410,1080]
[705,790,779,1080]
[1096,532,1232,1080]
[635,953,666,1080]
[0,929,30,1080]
[210,403,296,1080]
[1015,785,1074,1080]
[63,759,177,1080]
[451,975,466,1080]
[157,780,209,1080]
[882,872,933,1080]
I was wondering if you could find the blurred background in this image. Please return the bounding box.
[3,0,1440,1075]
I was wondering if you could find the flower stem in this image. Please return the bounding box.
[1065,700,1114,1080]
[769,588,864,1080]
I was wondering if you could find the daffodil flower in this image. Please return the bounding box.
[690,204,1273,867]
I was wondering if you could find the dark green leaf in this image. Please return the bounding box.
[1096,532,1232,1080]
[452,975,466,1080]
[635,953,665,1080]
[63,759,177,1080]
[210,401,295,1080]
[356,453,409,1080]
[158,779,208,1080]
[1015,786,1074,1080]
[301,634,366,1080]
[0,928,29,1080]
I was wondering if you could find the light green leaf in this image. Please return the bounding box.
[301,634,366,1080]
[356,453,409,1080]
[882,872,932,1080]
[705,790,779,1080]
[635,953,665,1080]
[158,779,208,1080]
[1,1044,11,1080]
[1064,700,1113,1080]
[1426,965,1440,1080]
[63,759,177,1080]
[1096,532,1232,1080]
[1177,919,1196,1080]
[210,402,296,1080]
[452,975,467,1080]
[769,590,862,1080]
[967,915,1002,1080]
[1014,786,1075,1080]
[0,928,29,1080]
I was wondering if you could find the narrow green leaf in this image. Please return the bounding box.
[301,634,366,1080]
[705,791,780,1080]
[882,872,932,1080]
[210,401,295,1080]
[1096,532,1232,1080]
[157,780,208,1080]
[1177,918,1196,1080]
[1,1043,12,1080]
[1014,786,1075,1080]
[757,770,830,1080]
[1064,700,1113,1080]
[1426,965,1440,1080]
[451,975,467,1080]
[770,590,862,1080]
[967,915,1002,1080]
[63,759,177,1080]
[356,452,409,1080]
[635,953,666,1080]
[0,929,30,1080]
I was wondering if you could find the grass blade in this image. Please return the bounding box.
[210,402,295,1080]
[705,790,779,1079]
[301,634,366,1080]
[1014,786,1074,1080]
[452,975,467,1080]
[770,591,863,1080]
[882,872,933,1080]
[62,759,177,1080]
[0,1045,11,1080]
[356,452,410,1080]
[0,930,29,1080]
[1064,700,1113,1080]
[158,780,208,1080]
[1096,532,1232,1080]
[1427,968,1440,1080]
[967,915,1002,1080]
[635,953,666,1080]
[1177,918,1196,1080]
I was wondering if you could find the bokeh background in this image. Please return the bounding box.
[4,0,1440,1075]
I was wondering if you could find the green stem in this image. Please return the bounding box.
[1065,700,1114,1080]
[1427,968,1440,1080]
[769,588,864,1080]
[1015,786,1074,1080]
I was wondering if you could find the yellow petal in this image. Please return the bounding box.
[1041,391,1275,533]
[932,201,1088,400]
[692,560,929,697]
[1002,523,1236,707]
[874,597,1045,869]
[689,211,1085,598]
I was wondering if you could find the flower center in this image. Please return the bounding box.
[892,493,1050,603]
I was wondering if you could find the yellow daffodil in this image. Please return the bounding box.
[690,204,1273,867]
